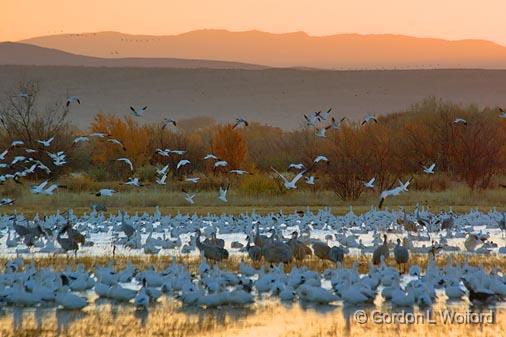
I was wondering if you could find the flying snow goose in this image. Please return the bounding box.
[124,177,143,187]
[498,107,506,119]
[316,108,332,121]
[0,198,15,206]
[176,159,191,170]
[422,162,436,174]
[155,174,167,185]
[315,126,331,138]
[378,177,413,209]
[162,118,177,129]
[304,112,319,127]
[170,149,186,155]
[0,149,8,160]
[73,136,89,144]
[116,157,134,171]
[330,117,346,129]
[156,164,169,176]
[313,155,329,164]
[233,118,249,128]
[130,106,147,117]
[107,138,127,151]
[10,140,24,148]
[288,163,305,170]
[218,185,229,202]
[361,113,378,125]
[37,137,54,147]
[305,176,316,185]
[453,118,467,125]
[271,167,306,189]
[228,169,250,175]
[214,160,228,168]
[182,189,196,204]
[185,177,200,183]
[204,153,218,160]
[96,188,116,197]
[364,177,376,189]
[88,132,109,138]
[66,96,80,107]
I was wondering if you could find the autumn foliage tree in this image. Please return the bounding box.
[90,113,155,178]
[211,124,248,169]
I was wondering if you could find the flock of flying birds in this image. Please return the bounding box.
[1,93,506,208]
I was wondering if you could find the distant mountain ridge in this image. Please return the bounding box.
[0,42,267,69]
[19,29,506,69]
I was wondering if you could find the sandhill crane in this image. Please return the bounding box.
[208,232,225,249]
[312,241,344,266]
[372,234,390,265]
[57,229,79,256]
[253,222,268,248]
[394,238,409,273]
[499,213,506,237]
[195,229,229,263]
[63,222,86,245]
[261,236,293,266]
[120,211,135,238]
[245,235,262,262]
[287,232,311,262]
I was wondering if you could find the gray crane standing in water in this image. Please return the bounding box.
[394,238,409,273]
[245,235,262,262]
[372,234,390,265]
[195,229,229,263]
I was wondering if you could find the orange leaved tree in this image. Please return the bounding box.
[211,124,248,169]
[90,113,155,177]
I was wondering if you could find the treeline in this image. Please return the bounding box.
[1,81,505,200]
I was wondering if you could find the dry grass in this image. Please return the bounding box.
[2,253,505,275]
[1,186,505,217]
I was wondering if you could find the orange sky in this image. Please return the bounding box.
[2,0,506,45]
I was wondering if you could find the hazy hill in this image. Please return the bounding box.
[1,65,505,129]
[21,30,506,69]
[0,42,266,69]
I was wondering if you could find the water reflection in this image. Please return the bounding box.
[0,297,504,337]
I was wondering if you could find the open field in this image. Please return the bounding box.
[1,66,506,129]
[1,186,504,216]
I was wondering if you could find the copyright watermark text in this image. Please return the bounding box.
[353,310,495,325]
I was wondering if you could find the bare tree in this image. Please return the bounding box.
[0,80,71,147]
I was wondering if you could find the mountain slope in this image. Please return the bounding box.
[0,42,267,69]
[21,30,506,69]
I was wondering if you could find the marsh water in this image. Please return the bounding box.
[1,293,504,337]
